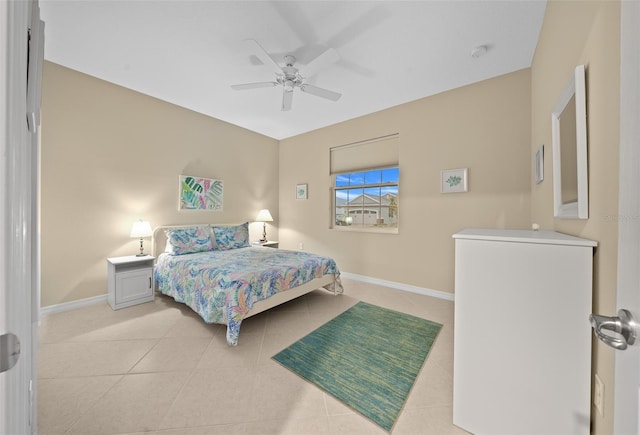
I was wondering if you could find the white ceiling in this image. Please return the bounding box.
[40,1,547,140]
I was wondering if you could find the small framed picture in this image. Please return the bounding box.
[296,183,308,200]
[441,168,468,193]
[535,145,544,184]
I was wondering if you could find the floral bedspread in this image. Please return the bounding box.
[154,247,342,345]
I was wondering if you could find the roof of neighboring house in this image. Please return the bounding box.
[335,197,347,207]
[345,193,397,206]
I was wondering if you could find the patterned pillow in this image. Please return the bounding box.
[165,226,214,255]
[212,223,250,250]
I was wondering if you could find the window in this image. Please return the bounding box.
[330,134,400,232]
[333,167,399,231]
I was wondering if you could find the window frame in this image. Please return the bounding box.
[331,166,399,234]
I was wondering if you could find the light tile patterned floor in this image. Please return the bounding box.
[38,278,469,434]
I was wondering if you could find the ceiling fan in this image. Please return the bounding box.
[231,39,342,111]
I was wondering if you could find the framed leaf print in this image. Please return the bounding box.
[296,183,308,199]
[179,175,223,210]
[441,168,468,193]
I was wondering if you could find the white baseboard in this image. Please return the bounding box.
[340,272,455,301]
[38,273,453,319]
[39,294,107,319]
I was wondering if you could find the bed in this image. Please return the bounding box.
[152,223,343,345]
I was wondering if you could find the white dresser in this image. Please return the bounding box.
[452,229,597,435]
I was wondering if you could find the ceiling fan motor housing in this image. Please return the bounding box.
[279,59,304,90]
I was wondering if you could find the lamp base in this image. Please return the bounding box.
[136,238,146,257]
[261,222,268,243]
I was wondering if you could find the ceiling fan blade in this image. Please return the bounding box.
[300,48,340,78]
[231,82,278,91]
[300,84,342,102]
[282,90,293,111]
[244,39,282,74]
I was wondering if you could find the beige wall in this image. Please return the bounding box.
[530,1,620,433]
[279,69,532,294]
[41,62,279,307]
[40,2,623,429]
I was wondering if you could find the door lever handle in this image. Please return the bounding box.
[0,333,21,373]
[589,309,638,350]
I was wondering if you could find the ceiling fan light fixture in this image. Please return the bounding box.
[284,79,295,92]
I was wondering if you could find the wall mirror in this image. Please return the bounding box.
[552,64,588,219]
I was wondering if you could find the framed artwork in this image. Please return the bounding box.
[441,168,468,193]
[296,183,308,200]
[535,145,544,184]
[179,175,223,210]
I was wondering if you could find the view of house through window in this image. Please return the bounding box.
[334,167,399,230]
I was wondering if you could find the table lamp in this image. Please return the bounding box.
[130,220,153,256]
[255,209,273,242]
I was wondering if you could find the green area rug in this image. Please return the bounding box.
[272,301,442,432]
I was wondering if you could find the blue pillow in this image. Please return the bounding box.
[165,226,213,255]
[212,223,250,250]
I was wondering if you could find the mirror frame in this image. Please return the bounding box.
[551,64,588,219]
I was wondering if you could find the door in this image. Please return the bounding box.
[602,2,640,433]
[0,0,41,433]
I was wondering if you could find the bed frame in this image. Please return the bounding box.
[152,224,340,320]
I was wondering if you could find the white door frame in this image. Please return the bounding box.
[614,1,640,433]
[0,0,39,433]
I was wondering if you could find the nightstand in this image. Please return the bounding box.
[107,255,155,310]
[252,241,279,248]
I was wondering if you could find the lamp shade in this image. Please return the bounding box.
[255,209,273,222]
[130,220,153,238]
